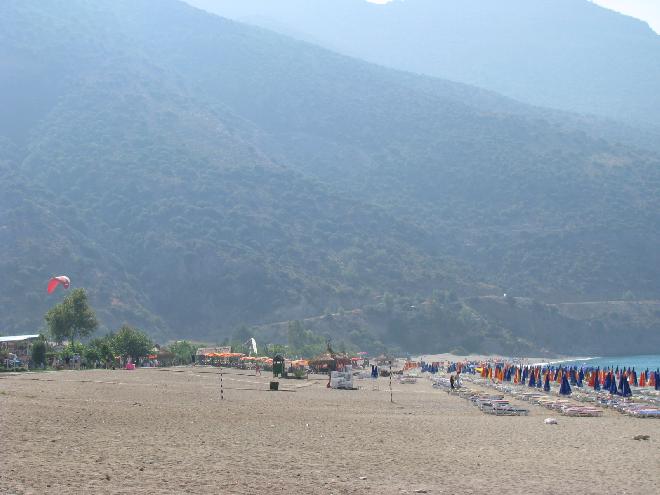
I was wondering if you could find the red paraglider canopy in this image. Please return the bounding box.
[47,276,71,294]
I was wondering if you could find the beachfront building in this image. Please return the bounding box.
[0,334,40,368]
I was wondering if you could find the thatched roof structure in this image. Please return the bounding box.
[309,347,352,372]
[309,352,334,366]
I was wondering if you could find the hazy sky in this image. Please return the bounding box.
[591,0,660,32]
[366,0,660,34]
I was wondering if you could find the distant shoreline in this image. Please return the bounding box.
[411,353,595,366]
[411,353,660,369]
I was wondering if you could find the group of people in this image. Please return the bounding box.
[449,371,462,389]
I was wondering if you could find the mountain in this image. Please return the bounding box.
[187,0,660,131]
[1,0,658,355]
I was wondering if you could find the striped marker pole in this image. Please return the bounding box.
[389,361,393,403]
[220,368,224,401]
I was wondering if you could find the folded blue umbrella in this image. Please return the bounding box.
[559,374,572,395]
[620,375,632,398]
[609,374,618,395]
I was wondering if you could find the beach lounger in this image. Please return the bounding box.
[482,403,529,416]
[561,406,603,417]
[629,409,660,418]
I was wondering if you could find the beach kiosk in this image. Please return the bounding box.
[0,335,40,368]
[309,347,352,374]
[272,354,285,378]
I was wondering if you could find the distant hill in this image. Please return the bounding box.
[251,296,660,357]
[1,0,659,354]
[188,0,660,131]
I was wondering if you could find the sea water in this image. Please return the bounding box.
[558,354,660,370]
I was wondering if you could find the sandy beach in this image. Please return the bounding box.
[1,368,658,494]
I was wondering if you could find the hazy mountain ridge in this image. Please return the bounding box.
[188,0,660,131]
[1,0,658,354]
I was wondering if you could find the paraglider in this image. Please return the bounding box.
[47,275,70,294]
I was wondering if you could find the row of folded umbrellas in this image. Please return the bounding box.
[477,364,659,397]
[200,353,311,367]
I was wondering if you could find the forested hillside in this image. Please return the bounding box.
[1,0,658,354]
[252,296,660,357]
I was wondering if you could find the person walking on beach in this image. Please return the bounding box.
[450,375,455,389]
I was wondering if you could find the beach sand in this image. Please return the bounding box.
[1,368,658,494]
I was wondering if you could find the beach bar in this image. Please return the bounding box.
[1,334,40,368]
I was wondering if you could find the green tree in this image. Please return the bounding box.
[622,290,635,301]
[265,343,288,357]
[287,321,306,349]
[113,325,153,361]
[59,341,87,360]
[44,289,99,348]
[168,340,198,364]
[286,321,326,358]
[31,338,47,367]
[86,333,116,366]
[384,293,394,312]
